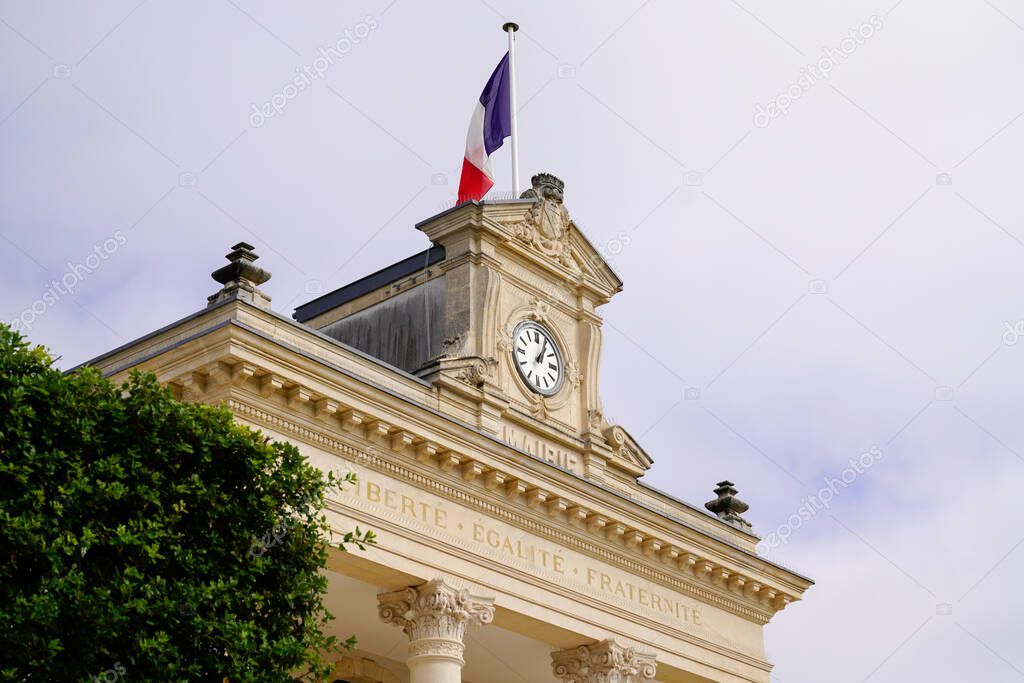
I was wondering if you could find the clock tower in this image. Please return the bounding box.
[294,173,653,489]
[84,169,812,683]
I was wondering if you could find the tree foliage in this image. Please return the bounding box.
[0,325,374,682]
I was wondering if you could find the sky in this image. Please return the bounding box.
[2,1,1023,681]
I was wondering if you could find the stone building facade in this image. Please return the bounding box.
[84,174,811,683]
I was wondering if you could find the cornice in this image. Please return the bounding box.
[484,248,586,319]
[217,384,800,624]
[483,212,614,303]
[340,527,773,683]
[97,300,808,600]
[228,399,776,677]
[100,306,808,596]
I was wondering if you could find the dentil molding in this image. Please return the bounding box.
[170,357,797,625]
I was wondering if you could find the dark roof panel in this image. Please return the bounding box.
[293,246,445,323]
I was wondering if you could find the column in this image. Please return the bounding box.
[377,578,495,683]
[551,639,657,683]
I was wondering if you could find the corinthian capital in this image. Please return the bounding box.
[551,639,657,683]
[377,578,494,664]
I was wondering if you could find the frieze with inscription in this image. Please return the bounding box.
[336,467,764,652]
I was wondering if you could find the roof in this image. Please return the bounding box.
[72,296,811,583]
[293,245,445,323]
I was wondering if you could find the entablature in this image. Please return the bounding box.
[133,313,804,608]
[89,300,810,630]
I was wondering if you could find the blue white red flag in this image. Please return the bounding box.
[458,52,512,203]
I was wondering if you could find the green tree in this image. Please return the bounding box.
[0,324,374,682]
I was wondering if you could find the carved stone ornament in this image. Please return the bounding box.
[529,395,550,420]
[456,359,491,387]
[550,639,657,683]
[530,296,552,323]
[207,241,272,309]
[601,424,654,471]
[377,578,494,665]
[604,426,633,464]
[497,325,514,352]
[504,173,590,274]
[565,360,583,388]
[704,480,752,532]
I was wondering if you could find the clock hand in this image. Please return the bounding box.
[535,339,546,364]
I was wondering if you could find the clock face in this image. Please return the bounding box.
[512,321,564,396]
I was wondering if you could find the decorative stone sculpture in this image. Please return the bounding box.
[377,578,494,683]
[704,480,752,532]
[207,241,272,309]
[550,639,657,683]
[505,173,590,274]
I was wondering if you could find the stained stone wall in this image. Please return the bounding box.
[318,277,444,374]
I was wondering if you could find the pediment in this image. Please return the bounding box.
[494,173,623,301]
[602,424,653,477]
[566,222,623,297]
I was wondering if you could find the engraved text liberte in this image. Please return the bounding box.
[347,475,704,628]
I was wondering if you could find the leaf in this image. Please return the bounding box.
[0,323,373,682]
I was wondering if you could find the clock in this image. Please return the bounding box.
[512,320,564,396]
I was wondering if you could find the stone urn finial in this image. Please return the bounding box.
[207,241,272,309]
[704,480,752,532]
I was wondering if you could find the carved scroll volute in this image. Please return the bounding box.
[377,578,494,667]
[551,639,657,683]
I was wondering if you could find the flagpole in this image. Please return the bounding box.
[503,22,520,196]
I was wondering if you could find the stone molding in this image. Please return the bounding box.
[228,401,790,630]
[551,639,657,683]
[405,637,466,660]
[377,578,494,665]
[326,449,772,673]
[601,425,653,478]
[223,393,793,626]
[169,355,800,619]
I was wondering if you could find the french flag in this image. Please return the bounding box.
[458,52,512,203]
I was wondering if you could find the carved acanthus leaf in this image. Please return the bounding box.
[377,578,494,646]
[550,639,657,683]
